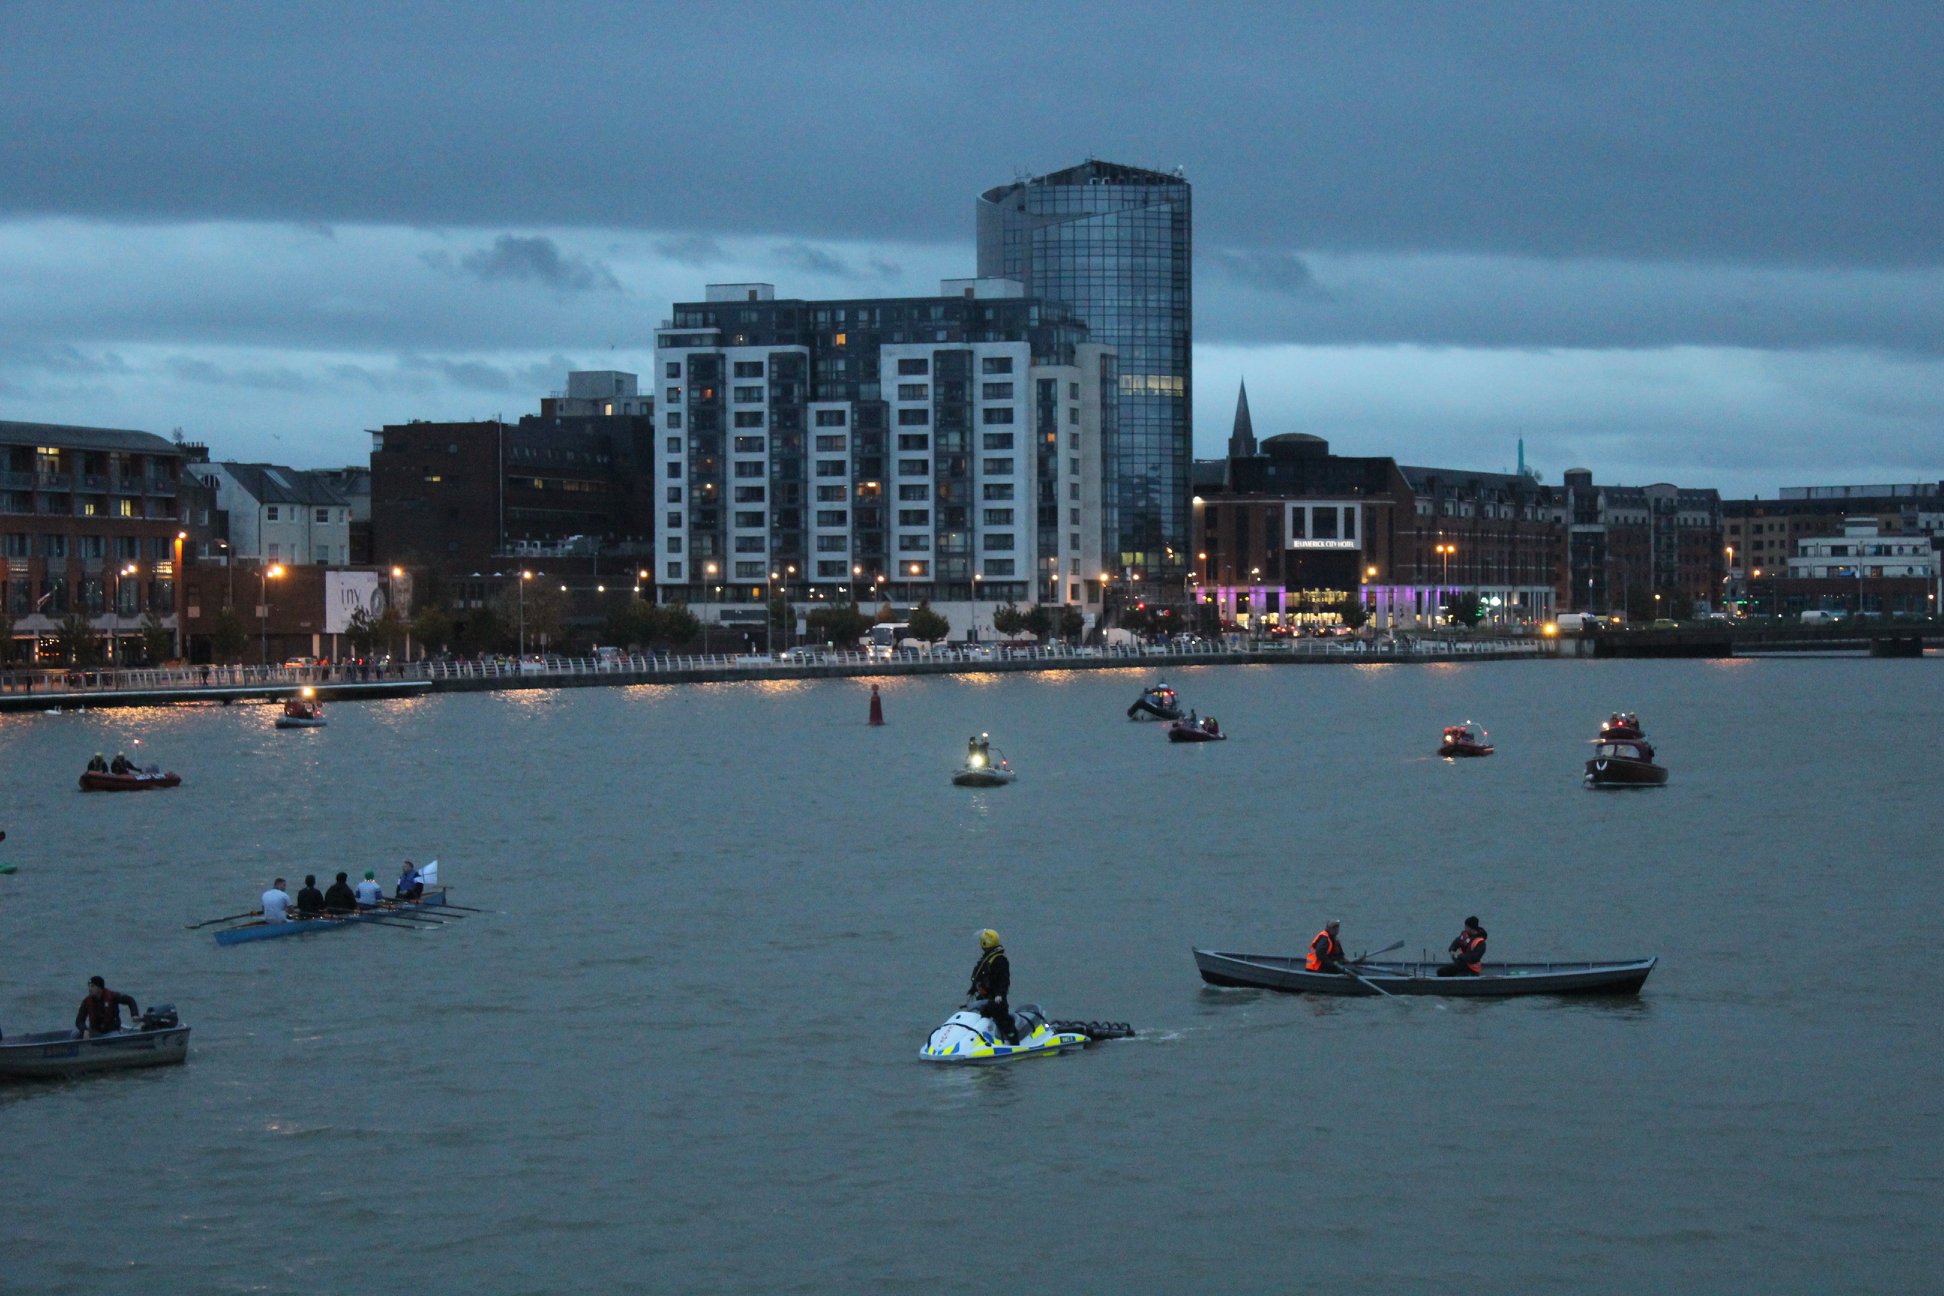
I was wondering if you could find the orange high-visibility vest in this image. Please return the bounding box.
[1457,931,1486,973]
[1306,929,1343,971]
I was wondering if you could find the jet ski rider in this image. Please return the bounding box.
[969,929,1018,1044]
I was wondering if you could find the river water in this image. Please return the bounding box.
[1,656,1938,1294]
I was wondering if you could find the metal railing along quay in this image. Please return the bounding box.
[0,635,1553,711]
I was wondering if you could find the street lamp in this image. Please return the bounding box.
[971,572,981,641]
[111,563,137,664]
[172,530,186,659]
[518,569,533,658]
[767,568,779,652]
[851,564,862,606]
[258,564,284,665]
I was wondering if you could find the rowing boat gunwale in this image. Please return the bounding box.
[211,888,449,945]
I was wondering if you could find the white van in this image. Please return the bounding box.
[1554,613,1603,632]
[1799,610,1845,625]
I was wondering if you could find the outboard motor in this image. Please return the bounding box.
[139,1004,179,1031]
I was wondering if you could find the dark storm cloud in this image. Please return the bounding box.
[769,242,904,283]
[2,2,1937,270]
[1209,250,1328,299]
[653,235,729,267]
[434,234,621,293]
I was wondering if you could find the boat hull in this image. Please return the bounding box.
[1193,948,1656,997]
[951,766,1016,787]
[920,1010,1089,1065]
[1128,701,1182,721]
[1584,758,1668,787]
[0,1025,191,1079]
[213,888,449,944]
[1167,724,1225,742]
[1439,742,1494,757]
[274,717,326,729]
[79,771,181,792]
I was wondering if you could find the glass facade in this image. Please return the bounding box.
[978,160,1191,582]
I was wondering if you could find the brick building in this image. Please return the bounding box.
[1189,392,1560,628]
[1558,470,1724,616]
[369,382,656,576]
[1,419,188,662]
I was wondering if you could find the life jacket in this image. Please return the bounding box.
[1306,929,1343,971]
[970,947,1007,998]
[1457,929,1487,972]
[80,990,127,1032]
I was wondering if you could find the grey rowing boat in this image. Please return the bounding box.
[1193,948,1656,997]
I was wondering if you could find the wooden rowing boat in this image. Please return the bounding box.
[1193,948,1657,997]
[212,887,449,945]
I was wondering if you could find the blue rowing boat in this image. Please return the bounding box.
[212,888,449,945]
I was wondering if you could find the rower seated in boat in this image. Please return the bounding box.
[353,870,383,908]
[1438,916,1487,976]
[75,976,139,1036]
[323,871,358,913]
[295,875,325,917]
[261,878,293,923]
[1306,919,1345,972]
[395,861,424,900]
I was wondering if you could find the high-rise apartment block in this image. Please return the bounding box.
[978,160,1192,585]
[653,280,1115,611]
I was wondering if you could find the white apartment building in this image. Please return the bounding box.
[652,281,1111,625]
[187,462,354,566]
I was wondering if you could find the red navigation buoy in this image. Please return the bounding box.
[868,684,884,727]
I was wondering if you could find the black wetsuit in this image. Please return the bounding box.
[969,947,1015,1044]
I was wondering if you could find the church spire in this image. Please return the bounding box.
[1227,379,1257,460]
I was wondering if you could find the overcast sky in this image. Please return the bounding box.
[2,1,1939,496]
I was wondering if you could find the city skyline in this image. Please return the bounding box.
[1,2,1939,497]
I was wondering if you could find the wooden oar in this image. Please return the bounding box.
[1339,963,1396,998]
[365,918,428,931]
[187,909,263,930]
[1347,941,1405,964]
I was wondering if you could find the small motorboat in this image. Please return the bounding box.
[953,736,1015,786]
[1599,712,1644,740]
[1193,949,1657,997]
[1584,738,1668,788]
[0,1005,190,1079]
[1439,724,1494,757]
[79,768,181,792]
[920,1003,1133,1065]
[275,689,327,729]
[1127,682,1183,722]
[1167,716,1226,742]
[952,757,1016,787]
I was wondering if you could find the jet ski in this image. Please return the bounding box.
[919,1002,1133,1065]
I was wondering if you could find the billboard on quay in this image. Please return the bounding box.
[324,570,384,634]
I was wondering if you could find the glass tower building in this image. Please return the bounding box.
[977,160,1192,586]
